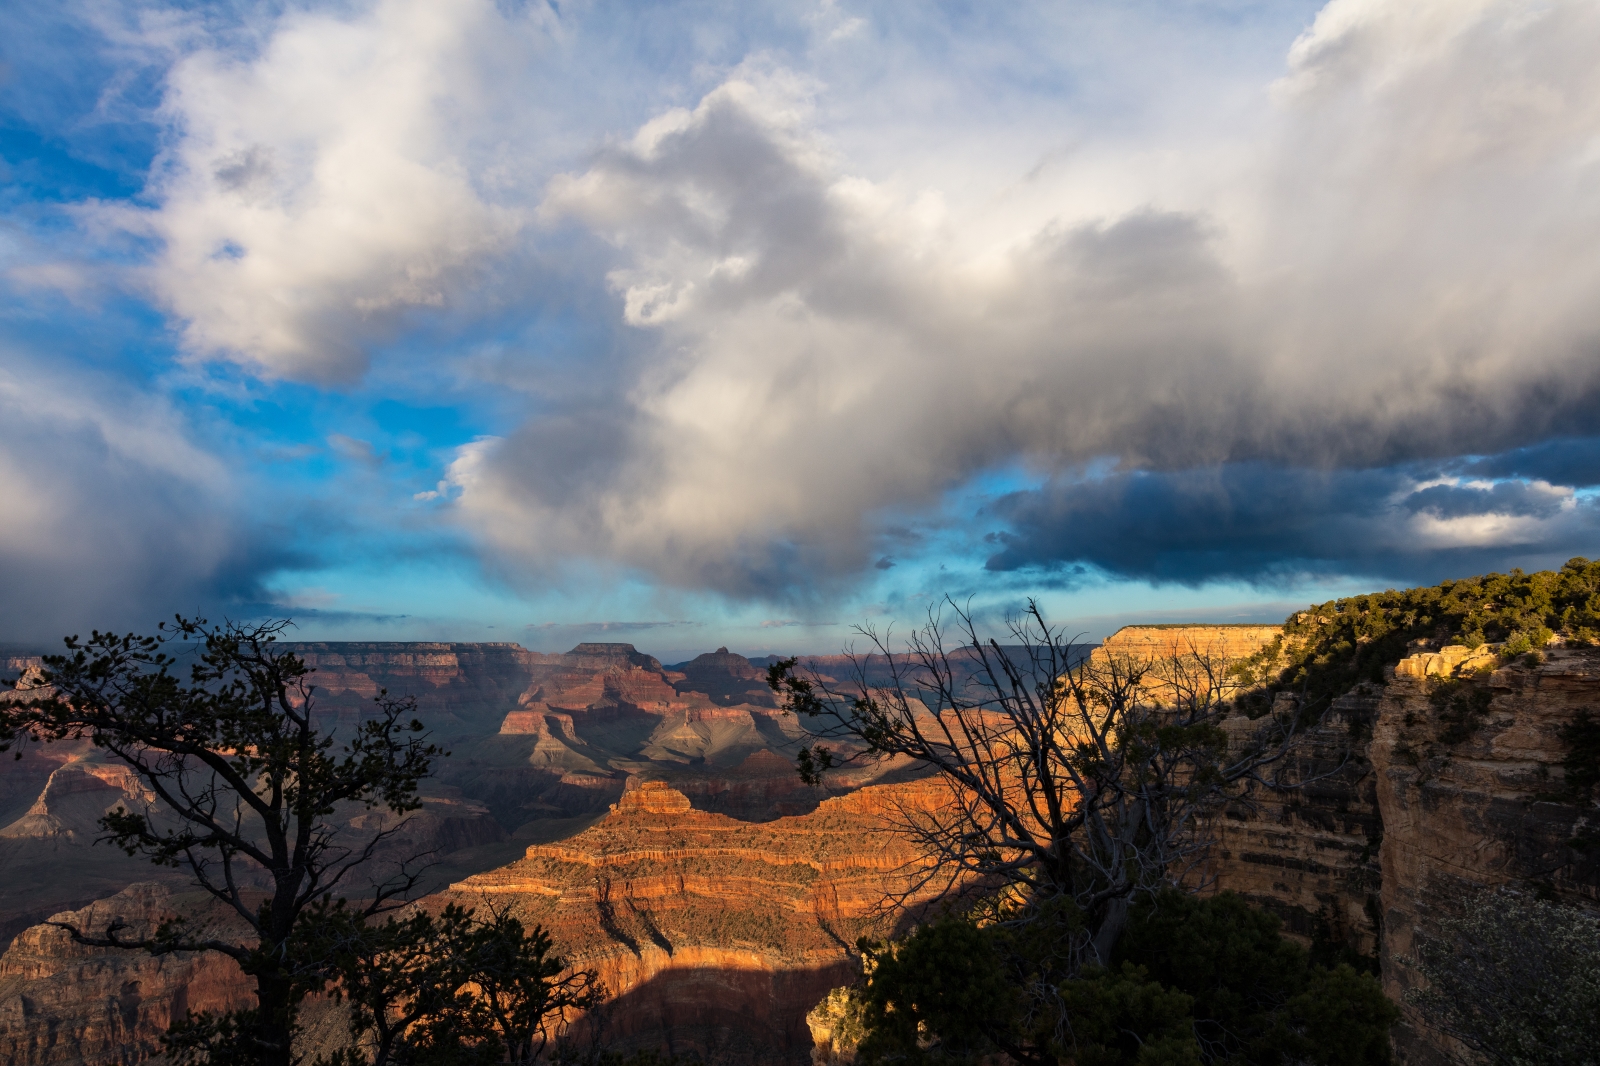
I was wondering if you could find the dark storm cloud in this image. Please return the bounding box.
[1459,437,1600,488]
[985,462,1600,586]
[1403,480,1569,521]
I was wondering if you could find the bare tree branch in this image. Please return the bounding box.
[768,597,1334,977]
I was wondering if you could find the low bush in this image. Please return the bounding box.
[840,892,1397,1066]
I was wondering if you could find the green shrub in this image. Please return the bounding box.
[1429,681,1495,745]
[852,915,1022,1063]
[1117,892,1397,1066]
[1057,964,1200,1066]
[1405,890,1600,1066]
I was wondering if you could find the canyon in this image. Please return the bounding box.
[0,639,930,1064]
[2,630,1597,1065]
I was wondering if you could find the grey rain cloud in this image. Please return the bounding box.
[1459,437,1600,489]
[0,359,299,642]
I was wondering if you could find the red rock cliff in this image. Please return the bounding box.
[1191,636,1598,1065]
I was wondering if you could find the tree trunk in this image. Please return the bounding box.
[254,969,297,1066]
[1090,895,1129,965]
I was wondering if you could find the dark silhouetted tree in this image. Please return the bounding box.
[768,600,1324,970]
[308,901,603,1066]
[1,618,442,1065]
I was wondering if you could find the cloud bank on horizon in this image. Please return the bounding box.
[3,0,1600,644]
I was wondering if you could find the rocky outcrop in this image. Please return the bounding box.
[671,649,778,707]
[447,779,949,1064]
[1200,685,1387,956]
[0,884,254,1066]
[1370,646,1598,1064]
[1,764,154,843]
[1097,624,1283,660]
[0,742,195,948]
[1094,624,1284,704]
[283,641,548,734]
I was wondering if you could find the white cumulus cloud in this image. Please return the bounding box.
[124,0,532,382]
[446,0,1600,598]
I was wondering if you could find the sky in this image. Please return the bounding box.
[4,0,1600,661]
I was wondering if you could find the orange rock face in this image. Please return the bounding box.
[0,884,254,1066]
[445,779,949,1063]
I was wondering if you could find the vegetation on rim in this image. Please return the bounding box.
[1233,557,1600,717]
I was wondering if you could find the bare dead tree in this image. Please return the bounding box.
[768,599,1321,977]
[0,618,443,1066]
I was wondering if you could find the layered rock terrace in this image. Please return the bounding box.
[0,884,254,1066]
[446,779,949,1063]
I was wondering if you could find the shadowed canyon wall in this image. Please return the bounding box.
[1174,634,1599,1065]
[0,884,254,1066]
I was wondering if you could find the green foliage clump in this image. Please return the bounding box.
[1236,558,1600,716]
[851,916,1022,1063]
[840,893,1396,1066]
[1056,964,1200,1066]
[1405,889,1600,1066]
[1117,893,1396,1066]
